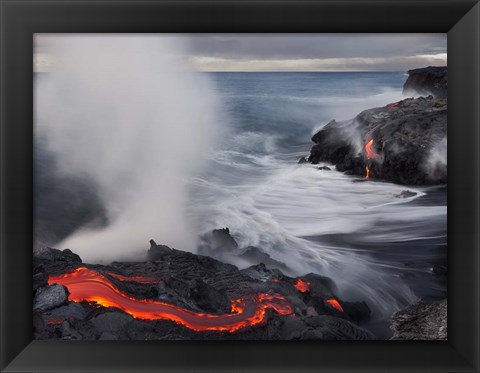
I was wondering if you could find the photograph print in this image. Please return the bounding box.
[33,33,447,341]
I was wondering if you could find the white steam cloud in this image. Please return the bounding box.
[35,35,221,262]
[424,137,447,178]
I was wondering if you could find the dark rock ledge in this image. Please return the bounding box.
[390,299,447,340]
[403,66,447,99]
[33,234,375,341]
[305,96,446,185]
[301,67,448,185]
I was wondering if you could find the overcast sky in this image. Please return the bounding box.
[34,33,447,72]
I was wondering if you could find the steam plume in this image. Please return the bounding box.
[35,35,221,262]
[424,137,447,178]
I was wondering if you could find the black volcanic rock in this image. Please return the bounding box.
[188,278,231,314]
[307,95,447,185]
[342,301,371,323]
[91,312,133,334]
[147,241,173,260]
[396,190,417,198]
[33,272,49,292]
[302,273,338,297]
[32,244,376,341]
[58,320,84,340]
[34,247,82,263]
[241,263,284,282]
[157,276,231,314]
[239,246,288,270]
[304,315,376,340]
[390,299,447,340]
[48,303,87,321]
[309,120,353,166]
[33,247,83,279]
[202,228,239,252]
[198,228,289,271]
[34,284,69,311]
[403,66,447,98]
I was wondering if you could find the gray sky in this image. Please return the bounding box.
[34,33,447,72]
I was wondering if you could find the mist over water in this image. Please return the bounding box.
[35,35,222,262]
[185,72,446,320]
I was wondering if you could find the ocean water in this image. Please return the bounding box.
[35,72,447,338]
[185,73,447,335]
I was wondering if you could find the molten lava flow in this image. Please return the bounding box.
[107,272,158,285]
[325,298,344,313]
[365,139,379,160]
[48,267,293,333]
[294,279,310,293]
[364,139,380,179]
[387,102,399,110]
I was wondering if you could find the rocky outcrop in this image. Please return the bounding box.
[390,299,447,340]
[198,228,289,271]
[403,66,447,99]
[33,242,375,341]
[307,95,447,185]
[34,247,82,263]
[34,284,69,311]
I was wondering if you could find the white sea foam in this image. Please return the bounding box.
[187,159,445,317]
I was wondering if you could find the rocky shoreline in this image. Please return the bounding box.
[33,230,447,340]
[302,66,447,186]
[390,299,447,340]
[34,235,376,341]
[403,66,447,99]
[297,66,448,339]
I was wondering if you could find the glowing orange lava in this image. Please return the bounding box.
[387,102,399,110]
[365,139,379,160]
[325,298,344,313]
[364,139,380,179]
[107,272,158,285]
[48,267,293,333]
[47,319,64,325]
[294,279,311,293]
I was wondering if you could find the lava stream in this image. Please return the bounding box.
[365,139,379,160]
[48,267,293,333]
[325,299,344,313]
[365,165,370,179]
[294,279,310,293]
[364,139,380,179]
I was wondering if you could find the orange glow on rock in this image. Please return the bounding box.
[294,279,310,293]
[48,267,293,333]
[47,319,64,325]
[365,139,379,160]
[387,102,399,110]
[365,165,370,179]
[325,298,344,313]
[107,272,158,285]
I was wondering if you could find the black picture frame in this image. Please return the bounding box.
[1,0,479,372]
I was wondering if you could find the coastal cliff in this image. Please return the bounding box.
[403,66,447,99]
[303,67,447,185]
